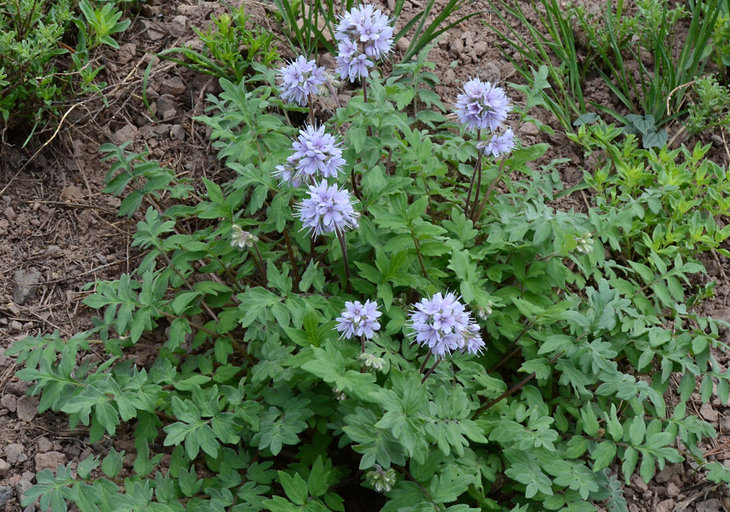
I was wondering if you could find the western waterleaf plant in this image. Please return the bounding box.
[9,14,730,512]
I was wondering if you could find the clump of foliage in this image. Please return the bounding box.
[9,4,730,512]
[490,0,719,148]
[0,0,130,141]
[272,0,478,64]
[154,4,279,84]
[686,76,730,134]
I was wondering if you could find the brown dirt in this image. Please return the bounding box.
[1,0,729,511]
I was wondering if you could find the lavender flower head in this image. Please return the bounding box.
[409,292,485,359]
[336,299,382,340]
[298,181,359,237]
[278,56,327,106]
[455,78,511,132]
[479,128,515,158]
[335,4,394,82]
[274,124,346,186]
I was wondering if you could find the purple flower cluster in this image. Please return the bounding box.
[275,124,346,186]
[298,181,359,236]
[278,56,327,106]
[409,292,485,359]
[479,128,515,158]
[455,78,510,132]
[336,299,382,340]
[335,5,394,82]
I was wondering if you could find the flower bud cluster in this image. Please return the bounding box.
[575,232,594,254]
[230,225,258,249]
[365,465,397,493]
[358,352,385,372]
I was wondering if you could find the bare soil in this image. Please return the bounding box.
[1,1,729,511]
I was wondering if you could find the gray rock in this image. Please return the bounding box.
[13,268,41,304]
[34,451,66,472]
[696,498,723,512]
[443,69,456,86]
[170,125,186,141]
[666,482,680,498]
[16,395,38,422]
[144,23,165,41]
[0,394,15,412]
[656,463,682,484]
[117,43,137,65]
[8,320,22,333]
[4,206,16,222]
[478,62,501,83]
[169,15,188,37]
[160,76,186,97]
[156,95,177,121]
[449,38,464,55]
[630,473,648,492]
[396,36,410,53]
[519,122,540,136]
[15,478,32,502]
[36,437,52,452]
[656,499,675,512]
[462,30,474,47]
[700,403,719,422]
[0,485,14,508]
[472,41,488,58]
[111,124,138,145]
[715,307,730,324]
[0,458,9,476]
[4,443,25,464]
[722,414,730,431]
[44,245,63,258]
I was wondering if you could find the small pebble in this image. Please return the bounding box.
[4,207,16,222]
[16,395,38,422]
[34,451,66,472]
[36,437,53,452]
[1,394,16,413]
[4,443,25,464]
[700,403,719,422]
[666,482,680,498]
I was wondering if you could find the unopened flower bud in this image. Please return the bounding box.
[358,352,385,372]
[365,465,397,493]
[575,232,593,254]
[231,225,258,249]
[332,387,347,401]
[477,302,493,320]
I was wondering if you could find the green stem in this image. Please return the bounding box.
[337,231,352,294]
[251,241,266,280]
[464,129,481,217]
[470,148,484,221]
[421,358,442,383]
[473,156,508,222]
[474,351,563,417]
[412,235,428,278]
[418,348,433,373]
[283,230,301,288]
